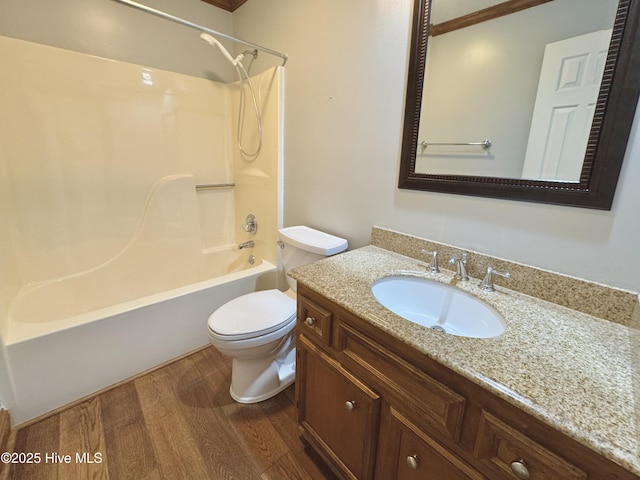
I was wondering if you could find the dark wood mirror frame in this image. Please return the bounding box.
[399,0,640,209]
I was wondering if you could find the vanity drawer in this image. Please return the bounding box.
[298,295,333,346]
[376,407,486,480]
[474,410,587,480]
[336,321,466,442]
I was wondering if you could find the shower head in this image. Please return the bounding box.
[200,32,240,66]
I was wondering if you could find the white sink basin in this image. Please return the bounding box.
[371,275,506,339]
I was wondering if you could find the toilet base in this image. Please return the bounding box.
[229,344,296,404]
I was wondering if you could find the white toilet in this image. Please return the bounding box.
[207,225,348,403]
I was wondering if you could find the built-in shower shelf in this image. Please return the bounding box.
[195,183,235,191]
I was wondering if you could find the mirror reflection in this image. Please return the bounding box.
[416,0,618,182]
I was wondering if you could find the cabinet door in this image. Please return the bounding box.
[297,336,380,480]
[376,406,486,480]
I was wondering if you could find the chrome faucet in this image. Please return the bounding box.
[449,253,469,281]
[420,249,440,273]
[238,240,255,249]
[479,266,510,292]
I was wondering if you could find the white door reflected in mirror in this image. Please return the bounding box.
[522,29,612,182]
[415,0,618,181]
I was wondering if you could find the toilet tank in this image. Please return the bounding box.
[278,226,348,292]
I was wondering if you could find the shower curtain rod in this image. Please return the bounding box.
[112,0,288,66]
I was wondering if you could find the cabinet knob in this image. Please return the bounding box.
[305,316,315,326]
[344,400,356,411]
[510,460,530,480]
[406,454,419,470]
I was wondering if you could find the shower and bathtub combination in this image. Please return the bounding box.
[0,12,285,424]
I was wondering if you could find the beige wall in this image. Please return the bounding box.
[233,0,640,293]
[0,0,235,82]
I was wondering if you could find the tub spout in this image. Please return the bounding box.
[238,240,255,249]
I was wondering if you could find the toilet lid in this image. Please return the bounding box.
[208,289,296,340]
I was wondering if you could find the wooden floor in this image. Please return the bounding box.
[7,347,338,480]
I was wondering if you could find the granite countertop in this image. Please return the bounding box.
[289,245,640,475]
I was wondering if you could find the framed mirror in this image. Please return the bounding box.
[399,0,640,209]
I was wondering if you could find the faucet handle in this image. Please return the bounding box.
[449,253,467,264]
[420,249,440,273]
[242,214,258,234]
[480,266,510,292]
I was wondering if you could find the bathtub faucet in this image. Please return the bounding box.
[238,240,255,249]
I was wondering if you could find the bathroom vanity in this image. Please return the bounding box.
[291,241,640,480]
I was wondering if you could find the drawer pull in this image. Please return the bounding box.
[406,454,419,470]
[510,460,530,480]
[345,400,357,411]
[305,316,316,326]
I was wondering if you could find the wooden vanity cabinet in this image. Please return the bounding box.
[295,284,639,480]
[295,286,481,480]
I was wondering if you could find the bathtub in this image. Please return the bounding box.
[5,256,276,425]
[3,174,278,424]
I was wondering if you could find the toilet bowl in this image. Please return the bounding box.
[207,225,348,403]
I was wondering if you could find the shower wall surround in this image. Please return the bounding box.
[0,35,283,337]
[1,35,232,282]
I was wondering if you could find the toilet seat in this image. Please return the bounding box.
[207,289,296,340]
